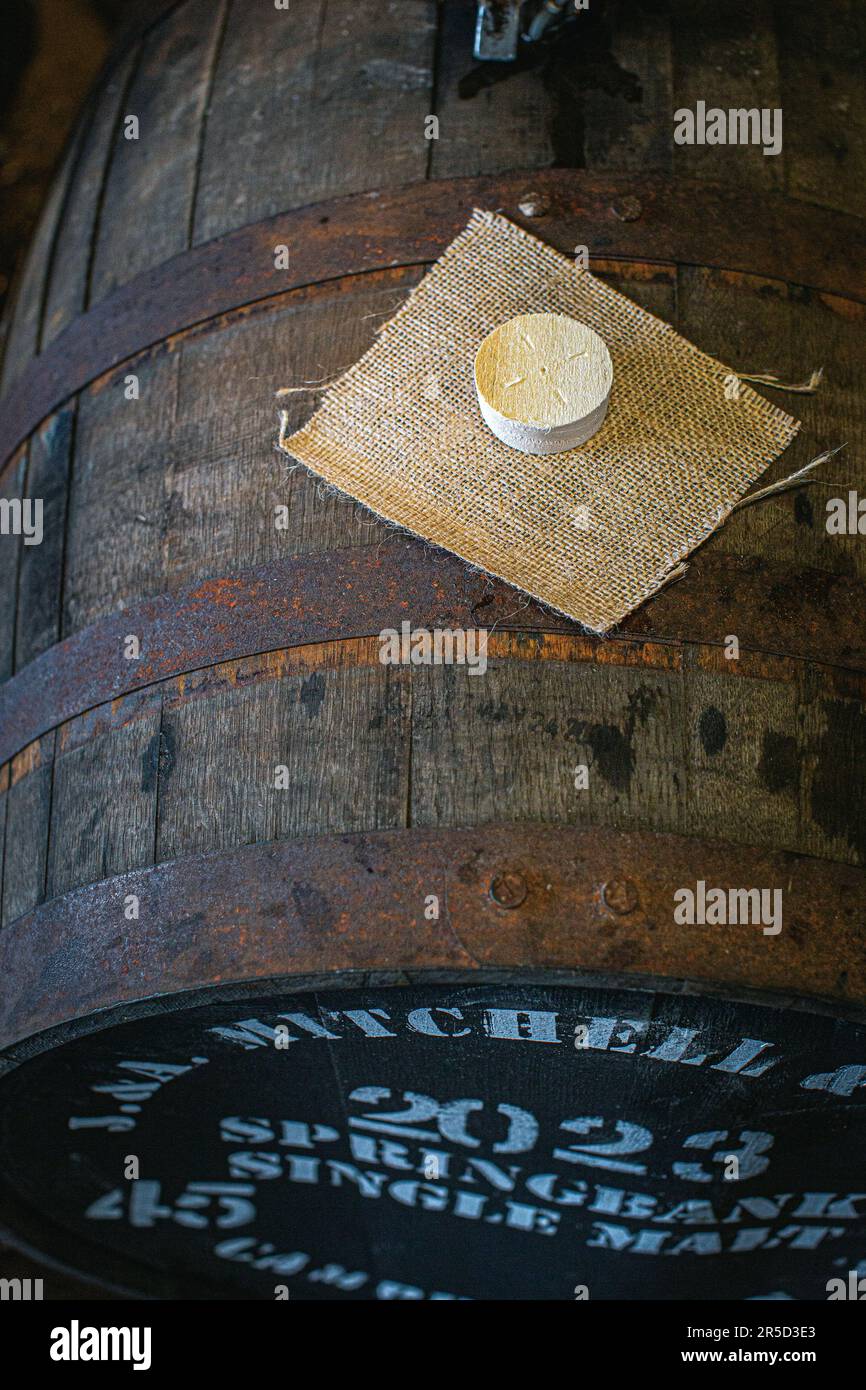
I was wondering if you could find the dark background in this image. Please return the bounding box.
[0,0,132,322]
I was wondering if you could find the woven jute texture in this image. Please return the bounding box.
[280,210,800,633]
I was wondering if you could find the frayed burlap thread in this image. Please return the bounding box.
[280,210,800,633]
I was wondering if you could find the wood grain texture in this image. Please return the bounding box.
[14,407,75,670]
[1,626,862,932]
[0,453,26,683]
[410,658,686,837]
[430,0,554,178]
[192,0,436,245]
[40,49,138,349]
[155,661,411,862]
[61,351,180,636]
[675,266,865,578]
[0,136,80,397]
[776,0,866,218]
[1,734,54,925]
[165,272,418,590]
[88,0,228,302]
[670,0,783,193]
[61,276,423,638]
[411,655,863,866]
[44,695,161,900]
[0,763,7,923]
[582,0,674,173]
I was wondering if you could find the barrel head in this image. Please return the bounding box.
[1,980,864,1300]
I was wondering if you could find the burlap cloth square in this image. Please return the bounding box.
[279,209,799,633]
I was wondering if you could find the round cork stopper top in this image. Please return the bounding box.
[474,312,613,428]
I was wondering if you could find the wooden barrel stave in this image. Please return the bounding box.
[1,628,863,935]
[0,0,864,1299]
[39,52,141,357]
[88,0,228,304]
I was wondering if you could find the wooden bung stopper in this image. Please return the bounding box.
[474,312,613,455]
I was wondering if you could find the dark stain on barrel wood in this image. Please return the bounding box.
[455,4,647,170]
[794,493,814,527]
[15,407,74,669]
[299,672,326,721]
[698,706,727,757]
[2,544,866,815]
[758,730,799,795]
[570,718,636,793]
[141,724,176,796]
[810,699,866,862]
[565,683,658,793]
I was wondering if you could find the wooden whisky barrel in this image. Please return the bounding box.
[0,0,864,1301]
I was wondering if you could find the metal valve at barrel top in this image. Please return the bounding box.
[474,0,582,62]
